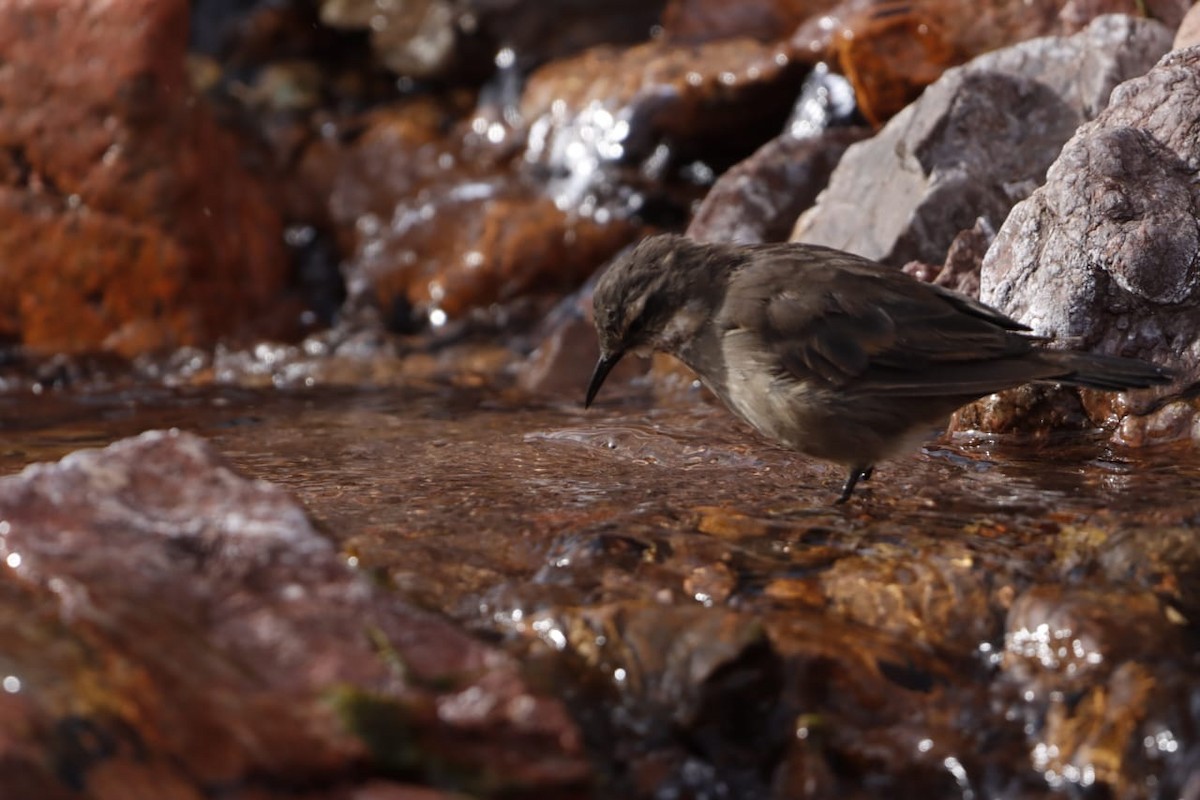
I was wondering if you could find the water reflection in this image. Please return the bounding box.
[1,384,1198,796]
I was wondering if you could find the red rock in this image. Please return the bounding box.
[521,36,808,165]
[0,430,589,797]
[338,166,642,324]
[795,0,1186,126]
[0,0,289,356]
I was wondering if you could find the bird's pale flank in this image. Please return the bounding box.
[585,234,1174,503]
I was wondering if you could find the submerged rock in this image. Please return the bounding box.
[792,15,1174,266]
[1001,583,1200,797]
[0,430,587,798]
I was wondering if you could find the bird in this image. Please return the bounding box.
[584,233,1175,503]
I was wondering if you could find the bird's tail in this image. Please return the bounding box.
[1038,350,1175,391]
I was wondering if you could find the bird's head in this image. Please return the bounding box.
[585,234,726,407]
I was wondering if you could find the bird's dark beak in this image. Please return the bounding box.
[585,351,623,408]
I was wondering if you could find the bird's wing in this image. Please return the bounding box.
[718,244,1051,396]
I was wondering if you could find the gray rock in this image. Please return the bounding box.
[980,45,1200,370]
[791,15,1174,266]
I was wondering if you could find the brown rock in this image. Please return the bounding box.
[520,36,809,169]
[0,430,588,796]
[318,0,667,80]
[1000,585,1198,796]
[977,44,1200,436]
[795,0,1184,125]
[329,101,645,329]
[793,15,1173,266]
[0,0,289,356]
[344,172,642,324]
[831,2,963,125]
[687,126,868,244]
[337,32,813,330]
[902,218,993,297]
[820,540,1004,650]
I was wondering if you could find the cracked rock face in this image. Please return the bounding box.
[980,45,1200,369]
[960,45,1200,443]
[790,15,1174,267]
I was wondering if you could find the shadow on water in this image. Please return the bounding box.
[2,383,1199,798]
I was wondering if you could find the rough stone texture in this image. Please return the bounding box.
[791,15,1174,267]
[978,44,1200,425]
[0,0,290,356]
[0,431,587,798]
[687,127,868,245]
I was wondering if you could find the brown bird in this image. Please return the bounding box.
[585,234,1174,503]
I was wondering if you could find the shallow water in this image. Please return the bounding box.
[2,383,1198,797]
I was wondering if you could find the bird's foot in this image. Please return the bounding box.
[834,465,874,504]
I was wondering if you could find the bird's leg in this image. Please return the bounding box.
[835,465,874,504]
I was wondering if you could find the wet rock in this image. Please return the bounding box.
[516,602,788,798]
[819,539,1008,651]
[796,0,1185,126]
[1000,584,1198,796]
[347,172,640,322]
[1055,525,1200,619]
[338,31,814,331]
[976,43,1200,437]
[0,0,290,356]
[520,36,809,180]
[950,384,1098,435]
[763,609,999,799]
[328,97,645,329]
[319,0,467,79]
[318,0,666,80]
[0,431,588,797]
[792,14,1174,266]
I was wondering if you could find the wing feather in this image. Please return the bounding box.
[718,243,1053,396]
